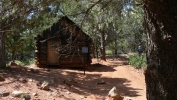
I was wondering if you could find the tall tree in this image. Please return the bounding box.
[0,0,61,68]
[48,0,130,61]
[6,32,26,62]
[0,22,6,68]
[143,0,177,99]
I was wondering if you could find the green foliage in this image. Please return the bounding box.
[15,59,35,66]
[106,50,112,55]
[0,0,64,68]
[1,0,146,64]
[24,59,35,65]
[120,0,145,53]
[128,53,146,69]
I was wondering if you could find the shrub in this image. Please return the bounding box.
[15,59,35,66]
[106,50,113,55]
[128,53,146,69]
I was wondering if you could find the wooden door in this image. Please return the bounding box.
[47,41,60,65]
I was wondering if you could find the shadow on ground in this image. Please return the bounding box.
[1,65,142,100]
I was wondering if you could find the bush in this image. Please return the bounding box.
[128,53,146,69]
[23,58,35,65]
[15,59,35,66]
[106,50,113,55]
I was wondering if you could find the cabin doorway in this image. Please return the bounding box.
[47,41,60,65]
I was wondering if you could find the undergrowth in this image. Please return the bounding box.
[128,53,146,69]
[15,59,35,66]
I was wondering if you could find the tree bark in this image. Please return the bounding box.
[143,0,177,100]
[12,50,15,63]
[100,30,106,61]
[0,31,6,68]
[114,37,118,55]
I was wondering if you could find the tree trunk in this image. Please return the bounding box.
[12,51,15,63]
[114,38,118,55]
[100,30,106,61]
[0,31,6,68]
[143,0,177,100]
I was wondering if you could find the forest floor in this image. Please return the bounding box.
[0,55,146,100]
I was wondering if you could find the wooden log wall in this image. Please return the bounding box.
[35,35,47,67]
[35,16,93,68]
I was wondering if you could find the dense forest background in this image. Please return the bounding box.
[1,0,145,65]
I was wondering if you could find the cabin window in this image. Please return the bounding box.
[50,42,59,49]
[82,46,88,53]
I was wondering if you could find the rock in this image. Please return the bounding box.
[20,93,31,100]
[125,97,134,100]
[36,81,42,86]
[40,81,50,91]
[44,69,50,72]
[123,61,129,65]
[118,64,123,66]
[12,91,28,97]
[32,93,37,96]
[9,96,14,99]
[97,80,106,84]
[63,77,77,86]
[66,91,71,94]
[30,69,39,73]
[31,99,40,100]
[1,92,10,97]
[80,96,87,99]
[0,75,5,81]
[19,78,27,83]
[0,90,10,97]
[108,86,120,100]
[29,79,33,82]
[80,96,84,99]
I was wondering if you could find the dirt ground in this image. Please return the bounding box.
[0,57,146,100]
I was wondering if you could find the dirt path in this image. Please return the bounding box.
[82,58,146,100]
[0,58,146,100]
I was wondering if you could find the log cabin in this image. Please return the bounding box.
[35,16,93,68]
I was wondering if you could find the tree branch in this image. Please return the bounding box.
[101,0,112,9]
[80,0,102,28]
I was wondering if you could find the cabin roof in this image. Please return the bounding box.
[37,16,92,44]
